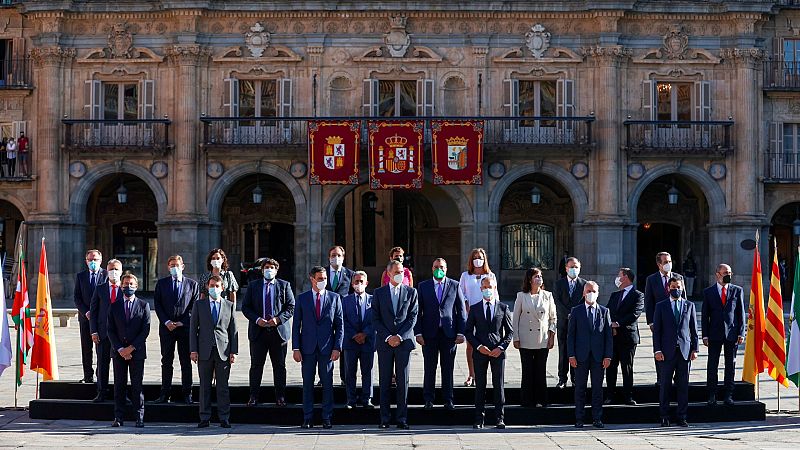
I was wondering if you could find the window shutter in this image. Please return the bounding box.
[84,80,102,119]
[693,80,711,121]
[12,121,27,138]
[642,80,655,120]
[503,79,519,131]
[362,79,378,116]
[556,79,575,134]
[223,78,239,117]
[770,122,784,179]
[138,79,155,119]
[416,78,434,116]
[279,78,293,118]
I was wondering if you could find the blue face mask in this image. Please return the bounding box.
[170,266,182,278]
[670,288,683,299]
[123,287,136,297]
[88,260,99,272]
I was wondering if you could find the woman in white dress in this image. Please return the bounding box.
[458,248,496,387]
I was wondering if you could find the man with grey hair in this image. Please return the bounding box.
[89,258,123,402]
[553,256,586,388]
[342,271,376,408]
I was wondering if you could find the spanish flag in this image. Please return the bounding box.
[763,238,788,387]
[742,233,766,384]
[29,238,58,381]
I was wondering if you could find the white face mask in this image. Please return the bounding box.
[662,262,672,273]
[392,273,404,284]
[263,269,277,280]
[585,292,598,304]
[472,258,485,268]
[330,256,343,268]
[315,280,327,291]
[614,277,622,288]
[208,287,222,299]
[170,266,182,278]
[108,269,122,284]
[352,282,366,294]
[567,267,580,279]
[210,259,223,269]
[532,276,543,286]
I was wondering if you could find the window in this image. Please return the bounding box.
[84,80,154,120]
[769,122,800,179]
[519,80,557,127]
[642,80,711,147]
[222,78,293,144]
[501,223,554,270]
[502,79,575,143]
[103,83,139,120]
[785,39,800,71]
[362,78,434,117]
[656,82,692,124]
[442,76,466,116]
[239,80,277,124]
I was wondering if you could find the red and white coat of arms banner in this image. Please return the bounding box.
[368,120,424,189]
[431,120,484,185]
[308,120,360,185]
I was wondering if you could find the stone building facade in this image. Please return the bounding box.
[1,0,799,304]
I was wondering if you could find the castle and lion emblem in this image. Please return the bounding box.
[323,136,346,170]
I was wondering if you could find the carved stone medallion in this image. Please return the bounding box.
[384,15,411,58]
[662,26,689,60]
[525,24,551,59]
[108,23,134,59]
[245,22,271,58]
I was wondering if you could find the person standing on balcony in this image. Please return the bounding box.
[5,137,16,178]
[17,132,28,176]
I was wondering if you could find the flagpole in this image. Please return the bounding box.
[777,381,781,413]
[35,371,39,400]
[13,326,18,409]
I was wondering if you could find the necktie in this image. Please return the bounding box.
[663,276,669,295]
[392,287,400,314]
[436,282,443,304]
[568,280,575,296]
[356,295,363,328]
[212,301,219,324]
[315,292,322,320]
[173,278,178,295]
[90,272,96,288]
[721,286,727,306]
[485,301,492,323]
[264,282,273,318]
[110,285,117,304]
[125,300,132,321]
[332,271,339,291]
[673,300,680,324]
[588,305,594,325]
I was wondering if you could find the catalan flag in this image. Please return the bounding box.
[742,233,767,384]
[29,238,59,380]
[763,238,789,387]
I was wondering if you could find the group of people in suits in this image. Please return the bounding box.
[74,245,746,430]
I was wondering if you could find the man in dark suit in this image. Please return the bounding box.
[605,267,644,405]
[653,277,699,427]
[553,256,586,388]
[292,266,344,429]
[342,271,375,408]
[327,245,354,385]
[241,257,295,407]
[107,274,150,428]
[373,260,418,429]
[465,276,512,430]
[74,249,108,384]
[702,263,745,406]
[644,251,683,386]
[153,255,199,404]
[190,275,238,429]
[568,281,613,428]
[414,257,466,410]
[89,259,122,402]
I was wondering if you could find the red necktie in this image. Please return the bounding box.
[721,286,727,306]
[315,293,321,320]
[110,285,117,303]
[663,276,669,294]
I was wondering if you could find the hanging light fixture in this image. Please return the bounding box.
[253,160,263,204]
[116,181,128,204]
[667,182,679,205]
[530,185,542,205]
[793,205,800,236]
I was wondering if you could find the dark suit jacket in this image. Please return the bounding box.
[241,278,295,342]
[327,266,354,298]
[292,290,344,355]
[553,276,587,323]
[464,300,513,357]
[567,303,613,363]
[652,298,699,361]
[74,269,108,317]
[89,282,121,340]
[342,293,375,351]
[414,277,467,340]
[189,298,238,361]
[701,283,746,342]
[607,287,645,345]
[372,284,419,352]
[643,271,684,324]
[107,296,150,360]
[153,276,199,327]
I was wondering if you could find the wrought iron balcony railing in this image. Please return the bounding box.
[62,118,172,154]
[623,120,734,156]
[763,60,800,90]
[765,151,800,182]
[0,58,33,89]
[200,116,595,152]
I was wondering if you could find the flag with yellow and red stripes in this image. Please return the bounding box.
[764,238,789,387]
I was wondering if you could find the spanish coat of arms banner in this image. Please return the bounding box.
[367,120,424,189]
[308,120,360,185]
[431,120,484,185]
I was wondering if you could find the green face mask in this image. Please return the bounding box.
[433,268,445,279]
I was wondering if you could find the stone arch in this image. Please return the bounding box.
[489,161,589,223]
[207,162,307,223]
[766,195,800,221]
[627,163,726,224]
[0,192,30,220]
[69,161,168,223]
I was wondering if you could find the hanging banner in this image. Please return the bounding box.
[431,120,484,185]
[368,120,424,189]
[308,120,360,185]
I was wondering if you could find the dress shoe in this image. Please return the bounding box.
[322,421,332,429]
[660,418,670,427]
[473,422,483,429]
[378,422,390,429]
[624,399,637,406]
[135,420,144,428]
[198,420,210,428]
[111,419,123,427]
[153,393,170,404]
[220,420,231,428]
[246,396,258,407]
[301,421,313,429]
[81,377,95,384]
[346,403,355,409]
[177,394,192,404]
[444,403,455,411]
[540,403,549,409]
[363,402,375,409]
[575,421,584,428]
[424,401,433,410]
[592,421,604,429]
[677,419,688,427]
[707,395,717,406]
[397,422,409,430]
[125,397,133,406]
[316,380,322,387]
[495,421,506,429]
[276,398,287,407]
[724,397,735,406]
[603,398,613,405]
[92,393,105,403]
[557,382,567,389]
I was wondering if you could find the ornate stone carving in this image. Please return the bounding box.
[384,15,411,58]
[661,26,689,60]
[165,44,211,65]
[579,45,632,62]
[525,24,551,59]
[720,47,768,64]
[245,22,271,58]
[30,46,76,66]
[107,23,134,59]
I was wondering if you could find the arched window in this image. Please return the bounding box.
[442,76,466,116]
[501,223,554,270]
[329,76,352,115]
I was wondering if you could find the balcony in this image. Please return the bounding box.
[623,120,734,157]
[764,60,800,91]
[62,119,172,155]
[0,58,33,89]
[200,116,595,155]
[765,152,800,182]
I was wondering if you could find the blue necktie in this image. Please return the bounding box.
[212,301,219,324]
[356,295,363,329]
[436,282,443,304]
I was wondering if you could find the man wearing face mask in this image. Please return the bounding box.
[89,259,123,403]
[414,258,467,410]
[702,264,745,407]
[107,274,150,428]
[568,281,613,429]
[74,249,108,384]
[373,260,419,429]
[342,271,375,409]
[292,266,343,429]
[553,256,586,388]
[327,246,354,386]
[605,268,644,406]
[643,252,684,386]
[242,258,295,407]
[153,255,199,404]
[653,278,699,427]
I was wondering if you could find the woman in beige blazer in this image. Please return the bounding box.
[513,267,557,407]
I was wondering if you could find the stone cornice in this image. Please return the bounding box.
[720,47,768,65]
[165,44,211,65]
[579,45,632,63]
[29,46,76,66]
